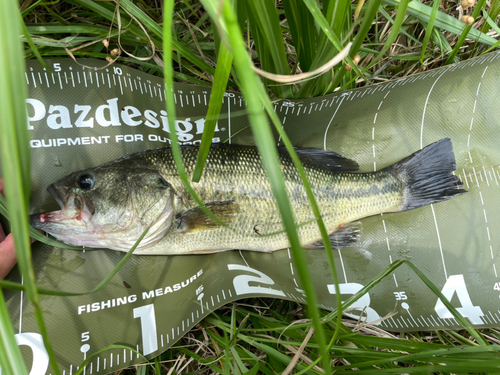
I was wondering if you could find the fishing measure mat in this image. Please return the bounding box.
[4,53,500,374]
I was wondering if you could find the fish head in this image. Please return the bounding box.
[31,167,176,251]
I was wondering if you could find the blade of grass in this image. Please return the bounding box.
[154,357,161,374]
[293,0,351,97]
[74,344,153,375]
[0,195,81,250]
[204,319,319,374]
[295,258,488,374]
[117,0,216,75]
[404,261,488,345]
[382,0,497,46]
[420,0,441,63]
[21,20,49,70]
[0,227,150,296]
[192,41,233,182]
[332,345,500,371]
[217,1,332,373]
[480,9,500,56]
[20,0,49,17]
[377,7,421,44]
[302,0,365,80]
[257,95,344,348]
[445,0,488,64]
[176,347,224,373]
[71,0,216,77]
[0,288,28,374]
[0,0,60,374]
[162,0,235,237]
[362,0,412,74]
[282,0,317,73]
[431,25,453,55]
[330,0,383,90]
[245,0,293,98]
[480,0,500,35]
[482,9,500,35]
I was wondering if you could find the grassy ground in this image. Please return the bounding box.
[1,0,500,373]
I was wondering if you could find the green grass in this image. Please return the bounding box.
[1,0,500,373]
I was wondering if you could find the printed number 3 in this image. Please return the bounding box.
[327,283,381,323]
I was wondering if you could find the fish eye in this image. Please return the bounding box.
[78,173,95,190]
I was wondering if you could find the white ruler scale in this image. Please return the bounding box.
[3,53,500,373]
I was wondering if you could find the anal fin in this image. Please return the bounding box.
[304,222,362,250]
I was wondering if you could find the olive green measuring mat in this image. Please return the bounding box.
[4,54,500,374]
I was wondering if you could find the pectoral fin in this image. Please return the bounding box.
[304,222,362,250]
[175,200,239,233]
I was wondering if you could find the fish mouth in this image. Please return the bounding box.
[47,183,66,210]
[30,185,94,228]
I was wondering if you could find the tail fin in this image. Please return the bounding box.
[388,138,467,211]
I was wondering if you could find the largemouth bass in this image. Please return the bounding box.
[31,139,466,255]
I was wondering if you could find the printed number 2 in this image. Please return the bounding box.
[327,283,381,323]
[435,274,484,324]
[227,264,286,297]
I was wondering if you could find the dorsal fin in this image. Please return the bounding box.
[279,147,359,172]
[201,143,359,172]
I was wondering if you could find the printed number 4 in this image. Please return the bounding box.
[435,274,484,324]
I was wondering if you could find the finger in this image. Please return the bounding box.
[0,233,17,279]
[30,229,44,244]
[0,178,4,197]
[0,223,5,242]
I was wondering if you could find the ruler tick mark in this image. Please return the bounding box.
[118,76,122,95]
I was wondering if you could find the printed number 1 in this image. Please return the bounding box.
[133,304,158,355]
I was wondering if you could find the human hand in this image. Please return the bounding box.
[0,220,17,280]
[0,178,39,279]
[0,178,17,279]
